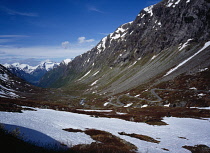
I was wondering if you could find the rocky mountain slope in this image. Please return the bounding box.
[4,60,61,85]
[0,64,39,99]
[39,0,210,101]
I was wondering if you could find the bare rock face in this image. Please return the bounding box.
[39,0,210,96]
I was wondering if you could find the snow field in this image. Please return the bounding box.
[0,108,210,153]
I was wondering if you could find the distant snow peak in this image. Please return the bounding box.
[4,63,37,74]
[4,60,59,74]
[62,59,72,65]
[38,60,59,71]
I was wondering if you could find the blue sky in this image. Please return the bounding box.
[0,0,161,65]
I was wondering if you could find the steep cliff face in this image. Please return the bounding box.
[39,0,210,96]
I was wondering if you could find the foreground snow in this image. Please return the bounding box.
[0,107,210,153]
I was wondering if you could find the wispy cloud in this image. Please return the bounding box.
[0,35,30,44]
[98,33,109,36]
[0,6,38,17]
[78,37,95,43]
[0,35,29,38]
[0,39,13,43]
[87,5,104,14]
[61,41,70,49]
[0,45,92,61]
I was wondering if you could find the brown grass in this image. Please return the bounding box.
[118,132,160,144]
[183,145,210,153]
[63,128,137,152]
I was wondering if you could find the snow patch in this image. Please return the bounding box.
[78,70,91,81]
[103,102,109,107]
[128,61,137,68]
[62,59,72,65]
[144,5,154,16]
[0,73,9,82]
[189,87,197,90]
[199,68,208,72]
[124,103,133,107]
[164,103,170,107]
[166,0,181,8]
[90,80,98,86]
[1,109,210,152]
[141,104,148,108]
[92,71,100,76]
[164,41,210,76]
[179,39,193,51]
[198,93,206,97]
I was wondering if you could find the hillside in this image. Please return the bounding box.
[38,0,210,103]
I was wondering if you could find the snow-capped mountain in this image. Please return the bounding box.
[0,64,34,98]
[60,59,72,65]
[39,0,210,98]
[4,60,59,85]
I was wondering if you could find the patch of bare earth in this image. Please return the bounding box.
[118,132,160,144]
[183,145,210,153]
[63,128,137,153]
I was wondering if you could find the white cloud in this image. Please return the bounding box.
[61,41,70,49]
[0,45,94,62]
[78,37,95,44]
[87,5,104,14]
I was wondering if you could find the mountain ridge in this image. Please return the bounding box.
[39,0,210,98]
[3,60,71,85]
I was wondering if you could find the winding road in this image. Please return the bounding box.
[106,88,210,107]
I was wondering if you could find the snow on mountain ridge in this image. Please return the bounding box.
[61,59,72,65]
[4,60,59,74]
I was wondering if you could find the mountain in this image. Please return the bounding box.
[0,64,37,99]
[4,60,60,85]
[39,0,210,103]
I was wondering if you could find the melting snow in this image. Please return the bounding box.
[199,68,208,72]
[103,102,109,106]
[124,103,133,107]
[92,70,100,76]
[151,55,157,60]
[141,104,148,108]
[198,93,206,97]
[166,0,181,8]
[90,80,98,86]
[164,103,170,107]
[179,39,193,51]
[0,73,9,82]
[164,41,210,76]
[0,108,210,152]
[78,70,91,81]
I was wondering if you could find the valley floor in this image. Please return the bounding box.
[0,106,210,153]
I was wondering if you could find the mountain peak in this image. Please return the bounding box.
[61,59,72,65]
